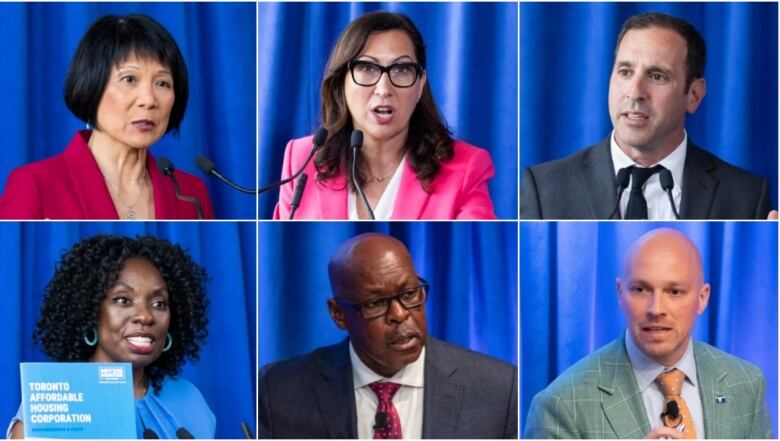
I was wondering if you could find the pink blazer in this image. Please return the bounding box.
[0,131,214,219]
[273,136,496,219]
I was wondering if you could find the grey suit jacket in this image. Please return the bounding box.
[258,337,518,439]
[523,337,773,439]
[520,138,772,219]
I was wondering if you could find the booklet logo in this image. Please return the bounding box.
[98,366,126,384]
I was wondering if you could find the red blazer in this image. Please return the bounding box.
[0,131,214,219]
[273,136,496,219]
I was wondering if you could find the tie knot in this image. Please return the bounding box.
[656,368,685,396]
[630,165,665,190]
[369,381,402,403]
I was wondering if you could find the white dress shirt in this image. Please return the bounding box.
[611,131,686,219]
[350,342,424,439]
[349,155,406,220]
[625,331,705,437]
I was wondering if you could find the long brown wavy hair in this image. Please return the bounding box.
[316,11,454,191]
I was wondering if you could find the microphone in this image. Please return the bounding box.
[195,155,256,194]
[289,173,308,220]
[659,168,681,220]
[138,413,159,439]
[350,130,375,220]
[175,427,194,439]
[240,421,255,439]
[156,157,204,219]
[607,167,631,219]
[373,411,388,431]
[661,400,681,422]
[256,126,329,194]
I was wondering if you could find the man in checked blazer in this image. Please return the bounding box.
[258,233,518,439]
[524,229,773,439]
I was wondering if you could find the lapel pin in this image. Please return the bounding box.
[715,395,727,404]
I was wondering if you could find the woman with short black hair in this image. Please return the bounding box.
[0,14,213,219]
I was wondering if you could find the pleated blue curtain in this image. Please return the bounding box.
[519,222,778,434]
[0,2,256,219]
[520,2,778,203]
[259,222,518,369]
[258,2,518,219]
[1,222,257,439]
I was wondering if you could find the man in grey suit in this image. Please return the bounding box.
[524,229,773,439]
[520,12,774,220]
[258,233,518,439]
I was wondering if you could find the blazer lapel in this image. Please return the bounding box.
[579,139,620,219]
[599,338,651,438]
[63,131,119,219]
[422,339,465,439]
[680,144,718,219]
[392,161,429,219]
[313,340,357,438]
[694,343,730,439]
[316,174,348,219]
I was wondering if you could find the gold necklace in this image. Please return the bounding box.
[368,160,402,183]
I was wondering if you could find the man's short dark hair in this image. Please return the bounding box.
[64,14,189,133]
[615,12,706,91]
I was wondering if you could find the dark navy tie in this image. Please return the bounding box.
[625,165,665,219]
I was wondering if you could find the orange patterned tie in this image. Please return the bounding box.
[656,368,697,439]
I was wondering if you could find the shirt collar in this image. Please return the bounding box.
[625,330,698,392]
[349,341,425,389]
[610,130,687,192]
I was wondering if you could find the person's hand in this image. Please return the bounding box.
[768,210,778,220]
[644,426,683,439]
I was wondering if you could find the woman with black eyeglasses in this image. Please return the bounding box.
[273,11,497,220]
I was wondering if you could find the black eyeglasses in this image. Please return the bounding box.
[347,60,424,88]
[334,276,429,319]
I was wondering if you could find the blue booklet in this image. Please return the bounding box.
[20,362,136,439]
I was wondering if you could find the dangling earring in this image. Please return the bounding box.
[84,328,98,346]
[85,122,91,130]
[162,333,173,352]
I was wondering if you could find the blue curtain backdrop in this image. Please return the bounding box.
[0,2,256,219]
[519,222,778,435]
[1,222,256,439]
[520,2,778,205]
[259,222,517,369]
[258,2,518,219]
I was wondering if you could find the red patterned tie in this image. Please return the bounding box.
[368,381,403,439]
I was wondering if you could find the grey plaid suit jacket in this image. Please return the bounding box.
[258,337,518,439]
[523,337,773,439]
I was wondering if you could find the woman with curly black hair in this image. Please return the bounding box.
[8,235,213,439]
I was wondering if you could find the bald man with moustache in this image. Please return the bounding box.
[258,233,518,439]
[524,229,772,439]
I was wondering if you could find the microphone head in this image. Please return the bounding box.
[312,126,328,147]
[143,428,159,439]
[156,156,174,177]
[176,428,194,439]
[616,167,631,189]
[373,411,388,430]
[659,168,674,191]
[350,129,363,150]
[665,400,680,420]
[195,155,216,174]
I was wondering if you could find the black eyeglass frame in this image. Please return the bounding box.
[333,276,430,319]
[347,60,424,88]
